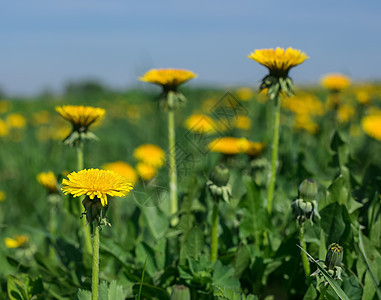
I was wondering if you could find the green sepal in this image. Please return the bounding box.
[159,90,187,111]
[63,130,99,147]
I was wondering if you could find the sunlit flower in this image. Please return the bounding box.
[362,115,381,141]
[136,162,157,181]
[246,141,266,156]
[0,119,8,137]
[208,137,250,155]
[337,104,355,123]
[282,93,325,116]
[6,113,26,129]
[233,115,251,130]
[0,190,5,202]
[355,90,371,105]
[294,115,319,134]
[139,69,197,90]
[248,47,309,76]
[56,105,105,131]
[321,73,351,91]
[37,171,59,193]
[5,235,29,248]
[103,161,138,184]
[61,168,133,206]
[236,87,254,101]
[184,114,216,134]
[133,144,165,168]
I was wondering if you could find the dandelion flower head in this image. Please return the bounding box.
[61,168,133,206]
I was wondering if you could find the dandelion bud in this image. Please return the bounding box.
[325,243,343,270]
[170,285,190,300]
[298,179,318,201]
[209,164,230,187]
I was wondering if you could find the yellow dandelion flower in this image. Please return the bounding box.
[246,141,265,156]
[321,73,351,91]
[294,115,319,134]
[5,235,29,248]
[56,105,105,130]
[0,190,5,202]
[6,113,26,129]
[236,87,254,101]
[37,171,59,193]
[208,137,250,155]
[362,115,381,141]
[103,161,138,184]
[133,144,165,168]
[356,90,371,105]
[282,94,324,116]
[337,104,355,123]
[139,69,197,90]
[248,47,309,76]
[61,168,133,206]
[184,114,216,134]
[233,115,251,130]
[0,119,8,137]
[136,162,157,181]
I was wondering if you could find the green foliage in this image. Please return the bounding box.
[1,85,381,298]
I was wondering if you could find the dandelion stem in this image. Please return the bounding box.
[168,108,178,226]
[77,140,93,255]
[91,225,100,300]
[300,223,311,278]
[210,202,219,263]
[267,93,280,214]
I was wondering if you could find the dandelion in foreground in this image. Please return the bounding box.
[56,105,105,146]
[248,47,308,214]
[62,169,133,300]
[139,68,197,226]
[61,168,133,209]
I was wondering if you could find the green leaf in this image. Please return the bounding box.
[7,274,44,300]
[180,226,205,262]
[98,281,109,300]
[142,206,169,240]
[303,284,318,300]
[357,228,381,300]
[320,203,346,244]
[74,289,91,300]
[212,261,240,291]
[233,244,251,277]
[297,245,350,300]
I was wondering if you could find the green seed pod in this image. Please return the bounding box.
[298,179,318,201]
[170,285,190,300]
[325,243,343,270]
[209,164,230,187]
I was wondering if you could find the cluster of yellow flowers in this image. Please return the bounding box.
[134,144,166,180]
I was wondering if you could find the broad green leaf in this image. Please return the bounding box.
[180,226,205,263]
[98,281,109,300]
[320,203,346,243]
[7,274,44,300]
[74,289,91,300]
[142,206,169,240]
[357,228,381,300]
[212,261,240,291]
[234,244,251,277]
[297,245,350,300]
[107,280,125,300]
[303,284,318,300]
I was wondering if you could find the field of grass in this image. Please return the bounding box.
[0,79,381,299]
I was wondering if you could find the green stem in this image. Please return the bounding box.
[266,93,280,214]
[92,225,100,300]
[77,141,93,254]
[210,202,219,263]
[168,109,178,226]
[300,223,311,278]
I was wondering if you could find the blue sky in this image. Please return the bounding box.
[1,1,381,95]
